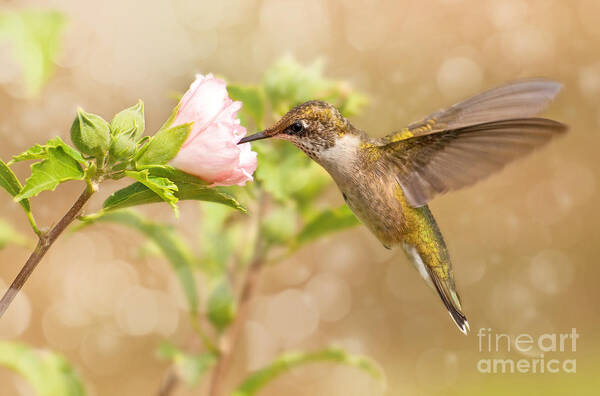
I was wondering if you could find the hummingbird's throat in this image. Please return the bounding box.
[308,134,362,174]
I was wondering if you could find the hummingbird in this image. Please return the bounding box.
[239,79,566,334]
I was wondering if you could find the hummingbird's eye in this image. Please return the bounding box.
[289,121,304,134]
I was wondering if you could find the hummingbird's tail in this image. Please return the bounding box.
[399,202,469,334]
[402,241,469,334]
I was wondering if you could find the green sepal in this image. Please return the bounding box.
[158,102,181,131]
[109,128,138,161]
[109,100,145,138]
[135,123,191,167]
[107,100,145,161]
[70,108,111,158]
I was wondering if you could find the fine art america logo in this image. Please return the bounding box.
[477,328,578,374]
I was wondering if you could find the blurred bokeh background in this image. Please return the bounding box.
[1,0,599,395]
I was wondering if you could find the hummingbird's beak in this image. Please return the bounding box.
[238,131,269,144]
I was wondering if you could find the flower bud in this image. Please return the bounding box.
[109,129,138,160]
[110,100,145,139]
[70,108,111,158]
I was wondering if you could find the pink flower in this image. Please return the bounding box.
[169,74,257,186]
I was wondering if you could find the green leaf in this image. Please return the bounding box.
[11,143,47,162]
[70,108,111,158]
[0,11,66,97]
[254,141,329,206]
[263,55,329,115]
[261,206,297,246]
[110,100,145,138]
[197,202,237,276]
[0,158,31,212]
[135,123,191,167]
[102,167,245,213]
[0,219,29,249]
[80,210,199,313]
[262,55,368,117]
[227,84,265,129]
[15,146,84,201]
[338,90,369,118]
[136,239,163,260]
[157,342,216,386]
[11,137,86,165]
[0,341,85,396]
[176,184,245,212]
[125,169,179,216]
[295,205,359,247]
[232,348,383,396]
[145,166,212,185]
[48,137,87,164]
[207,277,235,332]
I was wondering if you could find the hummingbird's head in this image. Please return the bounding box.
[238,101,353,160]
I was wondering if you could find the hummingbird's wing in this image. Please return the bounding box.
[382,79,563,142]
[379,80,567,207]
[382,118,566,207]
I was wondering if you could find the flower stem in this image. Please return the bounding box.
[156,367,179,396]
[190,313,219,355]
[0,184,95,318]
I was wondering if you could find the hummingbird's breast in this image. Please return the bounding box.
[317,136,409,247]
[338,167,409,247]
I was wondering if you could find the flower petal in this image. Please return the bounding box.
[212,142,257,186]
[168,73,257,186]
[170,122,241,182]
[174,74,230,143]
